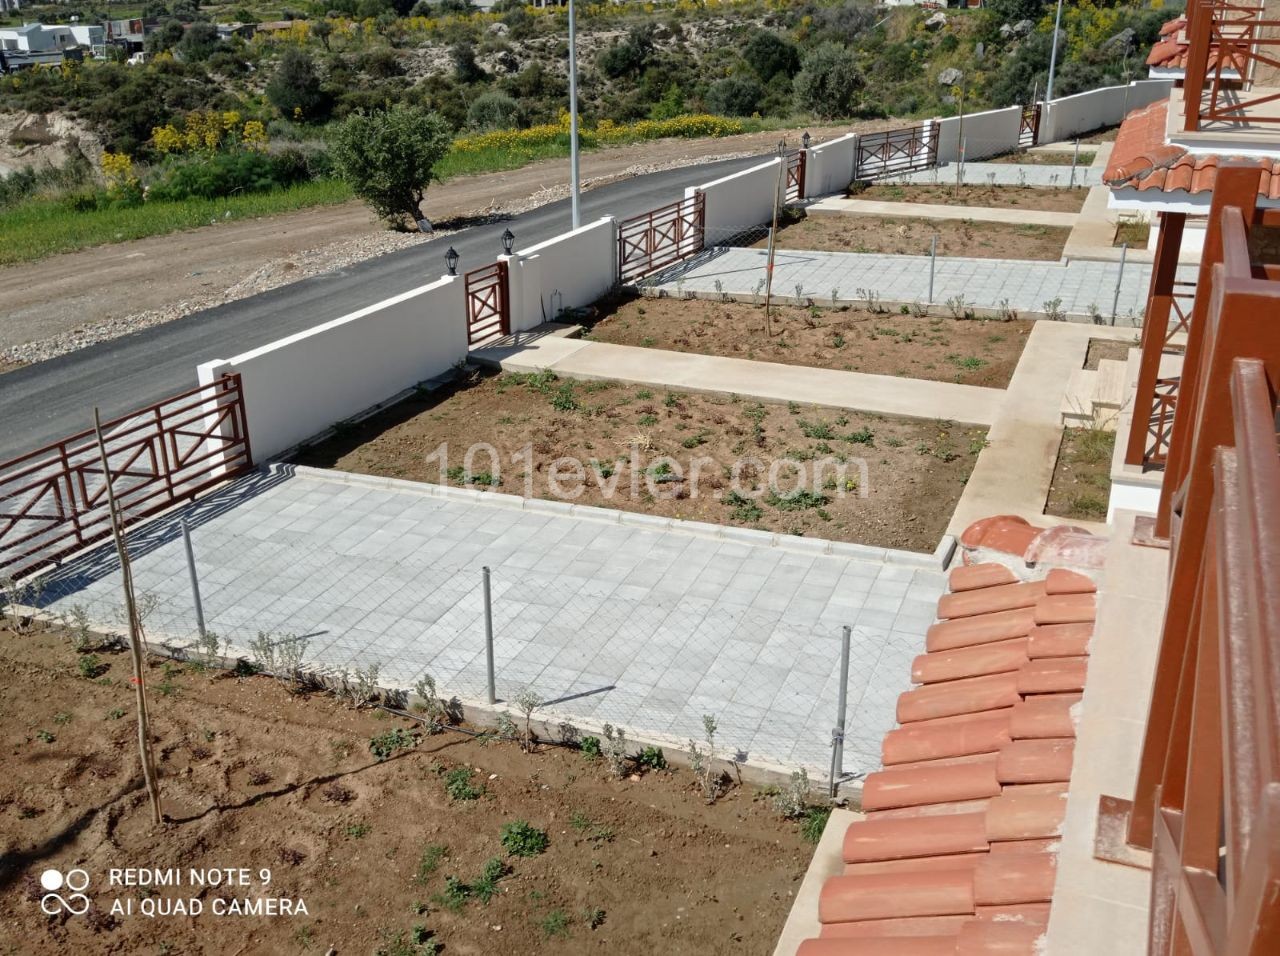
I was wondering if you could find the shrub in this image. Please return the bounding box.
[793,42,865,119]
[500,820,549,857]
[444,767,482,801]
[147,150,313,202]
[637,746,667,771]
[267,49,333,122]
[705,76,764,118]
[744,30,801,84]
[329,103,452,223]
[467,91,521,131]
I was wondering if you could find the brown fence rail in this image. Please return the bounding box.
[465,260,510,346]
[854,122,938,180]
[1019,103,1041,148]
[0,374,252,579]
[617,192,706,284]
[785,150,806,203]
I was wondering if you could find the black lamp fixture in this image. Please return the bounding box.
[802,131,811,150]
[501,228,516,255]
[445,246,459,276]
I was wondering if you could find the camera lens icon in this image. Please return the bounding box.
[39,869,91,916]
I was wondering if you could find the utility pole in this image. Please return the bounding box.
[568,0,581,229]
[1046,0,1065,102]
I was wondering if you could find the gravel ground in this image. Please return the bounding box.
[0,153,755,370]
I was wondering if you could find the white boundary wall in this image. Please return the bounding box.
[197,276,467,461]
[803,133,857,198]
[1041,79,1173,144]
[506,217,617,331]
[688,157,783,243]
[935,105,1024,163]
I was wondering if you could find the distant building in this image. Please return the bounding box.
[0,0,20,15]
[0,21,106,66]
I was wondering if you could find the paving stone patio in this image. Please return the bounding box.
[37,465,948,779]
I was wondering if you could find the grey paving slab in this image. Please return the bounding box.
[36,465,947,780]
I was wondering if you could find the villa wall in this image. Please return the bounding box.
[688,157,784,242]
[506,217,618,331]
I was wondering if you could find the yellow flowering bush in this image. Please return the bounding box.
[450,113,743,155]
[151,111,270,155]
[101,151,142,203]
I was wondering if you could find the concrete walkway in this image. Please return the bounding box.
[809,197,1079,228]
[471,335,1003,427]
[901,162,1099,188]
[646,246,1164,321]
[38,465,949,779]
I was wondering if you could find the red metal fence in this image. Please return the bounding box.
[464,261,510,346]
[784,149,806,203]
[1018,103,1041,149]
[0,374,252,579]
[1182,0,1280,132]
[617,192,706,284]
[854,122,938,180]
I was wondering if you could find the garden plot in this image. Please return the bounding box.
[296,370,987,554]
[1045,427,1114,522]
[750,211,1070,262]
[583,295,1032,389]
[856,182,1088,213]
[0,624,815,955]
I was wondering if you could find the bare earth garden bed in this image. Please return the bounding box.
[295,370,987,553]
[753,211,1069,261]
[855,182,1088,213]
[988,150,1095,166]
[585,295,1032,389]
[0,624,815,955]
[1045,427,1114,521]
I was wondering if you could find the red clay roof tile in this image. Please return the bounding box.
[1043,568,1096,595]
[1009,694,1082,739]
[956,919,1045,955]
[843,812,990,864]
[959,515,1039,557]
[912,638,1029,685]
[1026,623,1093,659]
[820,869,976,922]
[997,739,1076,785]
[820,914,970,938]
[973,903,1052,925]
[988,838,1061,855]
[862,758,1002,811]
[1017,657,1089,695]
[802,936,961,956]
[973,853,1058,906]
[984,790,1069,842]
[1033,594,1096,625]
[883,712,1013,766]
[898,672,1022,724]
[926,608,1037,653]
[844,855,985,879]
[999,782,1069,798]
[865,798,995,821]
[948,563,1018,592]
[1160,16,1185,36]
[937,582,1046,621]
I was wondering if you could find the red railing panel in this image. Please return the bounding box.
[465,260,510,346]
[854,122,938,180]
[617,192,705,283]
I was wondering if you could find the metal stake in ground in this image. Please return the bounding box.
[928,234,938,305]
[181,518,206,642]
[1070,138,1080,189]
[829,624,852,798]
[1110,243,1129,326]
[482,566,496,705]
[762,140,786,337]
[93,407,163,827]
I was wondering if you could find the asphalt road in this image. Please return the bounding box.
[0,155,760,462]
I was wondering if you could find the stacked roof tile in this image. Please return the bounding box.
[1103,99,1280,199]
[1145,16,1245,73]
[795,561,1097,956]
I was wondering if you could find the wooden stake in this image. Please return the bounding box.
[93,408,163,826]
[763,141,786,337]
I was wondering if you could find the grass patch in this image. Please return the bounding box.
[0,179,351,266]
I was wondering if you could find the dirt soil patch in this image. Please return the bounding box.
[753,211,1069,261]
[856,182,1087,213]
[1084,337,1135,370]
[0,624,816,956]
[1045,427,1114,521]
[987,150,1095,166]
[585,295,1032,389]
[294,370,987,553]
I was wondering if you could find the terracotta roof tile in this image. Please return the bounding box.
[863,758,1003,811]
[883,712,1013,766]
[1009,694,1082,738]
[819,914,969,937]
[926,608,1037,653]
[1026,623,1093,659]
[984,790,1069,841]
[988,837,1061,855]
[865,798,995,821]
[955,919,1045,955]
[820,869,976,922]
[937,581,1046,620]
[1017,657,1089,695]
[1043,568,1096,595]
[898,672,1022,723]
[959,515,1040,556]
[801,936,961,956]
[1032,593,1096,625]
[1160,16,1185,36]
[949,563,1018,592]
[996,738,1076,785]
[973,903,1052,924]
[844,854,985,879]
[973,853,1058,905]
[998,782,1069,798]
[912,638,1029,685]
[843,812,990,863]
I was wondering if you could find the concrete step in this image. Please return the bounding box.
[1061,367,1098,427]
[1093,358,1127,411]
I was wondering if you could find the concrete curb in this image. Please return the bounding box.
[284,464,951,570]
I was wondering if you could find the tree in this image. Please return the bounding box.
[705,76,764,117]
[330,104,452,224]
[177,21,220,61]
[467,91,520,130]
[793,42,864,119]
[266,48,332,121]
[744,30,800,84]
[451,41,485,84]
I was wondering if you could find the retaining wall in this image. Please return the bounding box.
[1041,79,1173,143]
[506,217,617,330]
[197,276,467,461]
[688,157,783,243]
[934,105,1024,163]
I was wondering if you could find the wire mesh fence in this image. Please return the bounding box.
[3,490,894,784]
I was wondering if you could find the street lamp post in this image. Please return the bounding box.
[568,0,581,230]
[1046,0,1065,102]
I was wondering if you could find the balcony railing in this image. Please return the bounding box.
[1102,170,1280,954]
[1183,0,1280,131]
